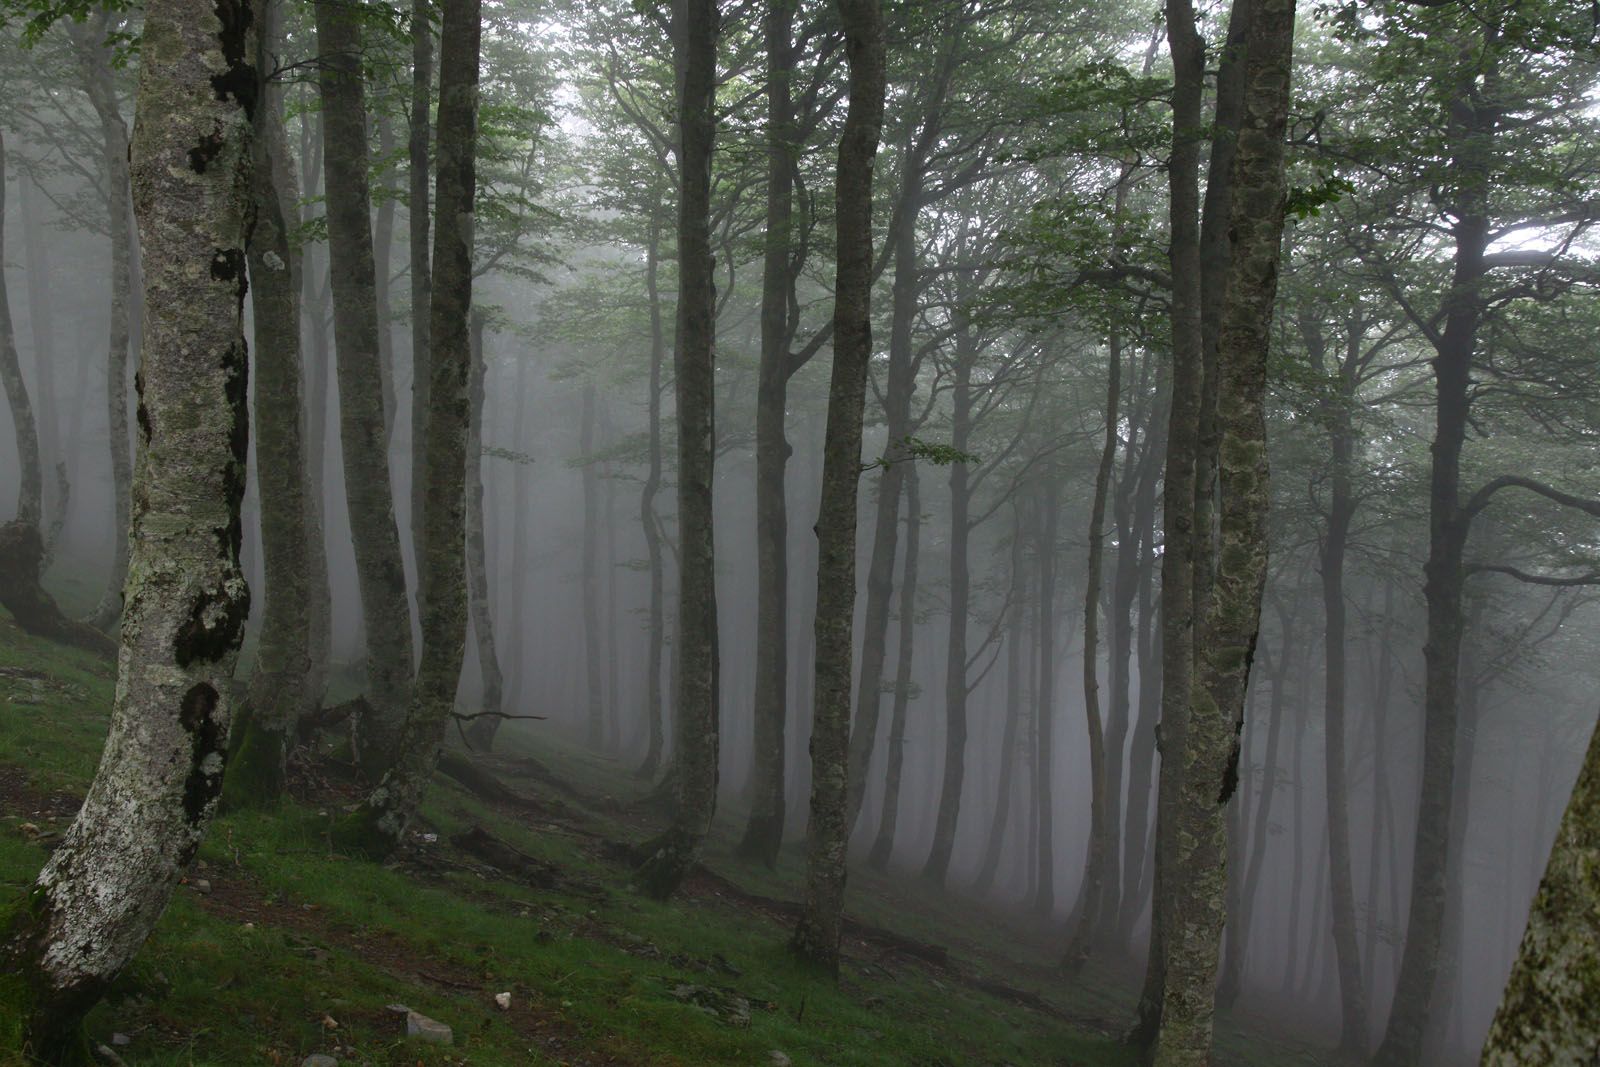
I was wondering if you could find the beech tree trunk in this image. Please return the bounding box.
[0,130,42,531]
[581,381,606,749]
[1032,481,1060,917]
[465,311,503,740]
[17,178,60,538]
[736,0,799,864]
[791,0,885,972]
[335,0,480,856]
[316,0,416,772]
[298,108,334,722]
[973,502,1029,897]
[68,19,134,634]
[867,465,920,870]
[634,0,719,900]
[1154,0,1293,1059]
[409,0,435,598]
[636,216,668,779]
[227,0,312,807]
[0,2,255,1049]
[1481,706,1600,1065]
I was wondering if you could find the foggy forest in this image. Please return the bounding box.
[0,0,1596,1063]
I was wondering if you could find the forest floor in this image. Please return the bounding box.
[0,609,1334,1066]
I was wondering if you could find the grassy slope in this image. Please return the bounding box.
[0,616,1326,1066]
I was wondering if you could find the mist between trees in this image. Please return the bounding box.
[0,0,1597,1063]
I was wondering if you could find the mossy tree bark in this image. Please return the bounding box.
[316,0,416,773]
[68,17,135,635]
[1480,706,1600,1065]
[227,0,312,809]
[1153,0,1294,1059]
[790,0,886,974]
[634,0,719,900]
[1,0,255,1051]
[335,0,480,857]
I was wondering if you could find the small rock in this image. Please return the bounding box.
[110,1033,131,1047]
[321,1014,339,1030]
[192,879,212,895]
[493,992,512,1011]
[301,1056,339,1067]
[17,822,40,838]
[384,1003,411,1016]
[420,832,438,844]
[405,1010,453,1045]
[769,1053,792,1067]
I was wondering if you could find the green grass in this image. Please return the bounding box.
[0,609,1327,1066]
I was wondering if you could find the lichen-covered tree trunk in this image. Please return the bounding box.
[1480,706,1600,1065]
[227,0,312,807]
[922,345,973,889]
[1153,0,1294,1059]
[581,381,606,750]
[735,0,799,864]
[790,0,886,971]
[409,0,435,600]
[633,0,719,900]
[69,20,134,634]
[0,0,255,1051]
[464,310,503,741]
[635,216,668,780]
[867,465,920,870]
[316,0,416,773]
[335,0,479,856]
[0,130,42,531]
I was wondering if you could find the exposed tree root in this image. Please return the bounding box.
[0,520,116,656]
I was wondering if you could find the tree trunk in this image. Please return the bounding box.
[791,0,885,972]
[633,0,719,900]
[973,502,1029,897]
[1481,706,1600,1064]
[0,130,42,531]
[227,0,313,808]
[409,0,435,599]
[636,216,668,779]
[844,156,922,833]
[297,106,334,723]
[867,465,920,870]
[0,1,255,1047]
[921,337,974,888]
[316,0,416,772]
[374,116,399,447]
[18,178,61,538]
[1374,64,1492,1067]
[1154,0,1293,1058]
[736,0,799,864]
[1065,325,1125,969]
[1032,479,1060,917]
[581,381,606,749]
[464,311,502,739]
[69,20,134,634]
[335,0,479,855]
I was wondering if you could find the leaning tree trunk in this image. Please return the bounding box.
[867,465,921,870]
[464,310,503,742]
[634,0,719,901]
[1480,705,1600,1064]
[226,0,312,808]
[334,0,479,857]
[736,0,799,863]
[790,0,886,973]
[0,1,255,1052]
[1153,0,1294,1059]
[316,0,416,773]
[0,129,42,531]
[69,20,134,634]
